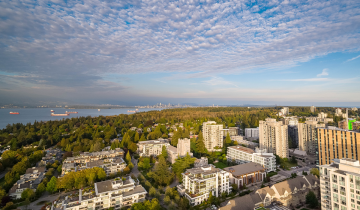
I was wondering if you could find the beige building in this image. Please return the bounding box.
[222,127,239,137]
[259,118,289,158]
[318,112,328,118]
[202,121,224,151]
[319,158,360,210]
[167,138,193,163]
[310,105,316,113]
[317,127,360,165]
[298,121,325,155]
[223,162,266,188]
[177,164,230,206]
[219,175,319,210]
[62,148,124,165]
[52,176,147,210]
[137,139,170,157]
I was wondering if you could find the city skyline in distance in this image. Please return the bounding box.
[0,0,360,106]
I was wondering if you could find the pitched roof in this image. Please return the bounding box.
[256,186,276,200]
[272,176,311,196]
[167,145,177,154]
[228,146,255,154]
[25,167,46,174]
[304,174,319,185]
[223,162,265,176]
[219,194,259,210]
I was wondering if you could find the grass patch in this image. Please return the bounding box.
[214,162,228,169]
[267,171,278,177]
[280,161,297,170]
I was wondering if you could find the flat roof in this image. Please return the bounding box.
[228,146,254,154]
[223,162,265,176]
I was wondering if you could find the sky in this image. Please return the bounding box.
[0,0,360,106]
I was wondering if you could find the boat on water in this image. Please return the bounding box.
[65,111,78,114]
[98,109,101,111]
[127,110,136,113]
[51,113,69,116]
[9,112,19,115]
[50,110,54,112]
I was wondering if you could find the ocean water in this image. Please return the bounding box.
[0,108,164,129]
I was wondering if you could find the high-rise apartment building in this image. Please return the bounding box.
[298,121,325,155]
[310,105,316,112]
[202,121,224,151]
[244,127,259,139]
[259,118,289,158]
[317,127,360,165]
[319,158,360,210]
[177,164,230,206]
[318,112,328,118]
[167,138,193,163]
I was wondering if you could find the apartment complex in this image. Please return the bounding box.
[137,139,170,157]
[319,158,360,210]
[244,128,259,139]
[317,127,360,165]
[223,162,266,188]
[202,121,224,151]
[222,127,239,137]
[194,157,208,168]
[259,118,289,158]
[9,167,46,199]
[226,146,276,172]
[177,164,230,206]
[310,106,316,113]
[298,121,325,155]
[167,138,193,163]
[52,176,147,210]
[63,148,124,165]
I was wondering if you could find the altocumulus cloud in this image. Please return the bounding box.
[0,0,360,91]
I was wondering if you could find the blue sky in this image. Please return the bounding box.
[0,0,360,106]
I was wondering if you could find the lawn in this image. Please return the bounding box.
[266,171,278,177]
[280,161,297,170]
[214,162,228,169]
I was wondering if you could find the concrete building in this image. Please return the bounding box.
[335,108,347,118]
[288,125,298,148]
[9,167,46,199]
[318,112,328,118]
[305,116,334,125]
[298,121,325,155]
[280,117,298,126]
[244,128,259,139]
[222,127,239,137]
[319,158,360,210]
[177,164,230,206]
[202,121,224,151]
[226,146,276,172]
[62,148,124,165]
[310,106,316,113]
[279,107,289,116]
[219,174,319,210]
[167,138,193,164]
[194,157,208,168]
[223,162,266,188]
[352,107,358,111]
[52,176,147,210]
[317,127,360,165]
[259,118,289,158]
[137,139,170,157]
[231,136,259,148]
[338,120,348,130]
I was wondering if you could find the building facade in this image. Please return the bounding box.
[52,176,147,210]
[319,158,360,210]
[310,106,316,113]
[288,125,298,149]
[244,128,259,139]
[202,121,224,151]
[259,118,289,158]
[137,139,170,157]
[317,127,360,165]
[298,121,325,155]
[9,167,46,199]
[222,127,239,137]
[223,162,266,188]
[226,146,276,172]
[167,138,193,163]
[62,148,124,165]
[177,164,230,206]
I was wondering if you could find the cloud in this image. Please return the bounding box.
[277,78,331,82]
[317,68,329,77]
[347,55,360,62]
[202,77,238,87]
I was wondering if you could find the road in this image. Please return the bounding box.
[277,164,316,177]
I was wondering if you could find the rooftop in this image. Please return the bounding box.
[186,165,221,175]
[228,146,254,154]
[223,162,265,176]
[137,139,170,145]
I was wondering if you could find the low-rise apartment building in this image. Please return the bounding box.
[9,167,46,199]
[177,164,230,206]
[52,176,147,210]
[137,139,170,157]
[223,162,266,188]
[62,148,124,165]
[226,146,276,172]
[319,158,360,210]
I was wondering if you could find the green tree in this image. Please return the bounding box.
[128,142,138,153]
[306,190,318,208]
[208,191,214,204]
[134,132,140,142]
[164,195,171,205]
[21,188,35,200]
[310,168,320,178]
[140,134,146,142]
[138,157,151,171]
[57,165,62,173]
[46,176,58,193]
[126,151,132,164]
[148,156,174,186]
[225,133,231,144]
[196,131,205,156]
[161,145,168,159]
[149,187,157,197]
[36,182,46,196]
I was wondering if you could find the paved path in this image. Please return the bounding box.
[131,157,140,177]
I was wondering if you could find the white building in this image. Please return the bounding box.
[177,164,230,206]
[318,112,328,118]
[9,167,46,199]
[318,158,360,210]
[244,128,259,139]
[52,176,147,210]
[298,121,325,155]
[194,157,208,168]
[259,118,289,158]
[226,146,276,172]
[167,138,193,164]
[310,106,316,112]
[137,139,170,157]
[202,121,224,151]
[279,107,289,116]
[352,107,358,111]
